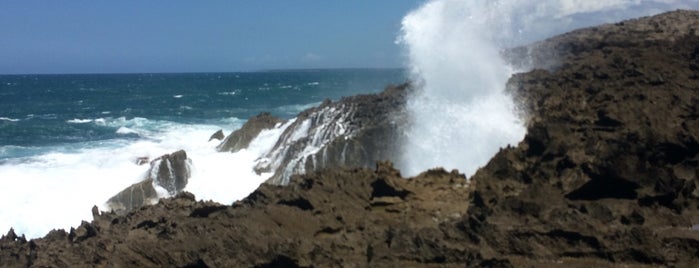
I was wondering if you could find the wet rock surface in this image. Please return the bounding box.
[2,10,699,267]
[106,150,191,214]
[255,83,409,185]
[0,163,474,267]
[217,112,283,153]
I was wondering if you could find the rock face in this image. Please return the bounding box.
[469,10,699,265]
[217,84,409,185]
[106,150,192,213]
[1,10,699,267]
[0,163,480,267]
[216,112,282,153]
[254,84,408,185]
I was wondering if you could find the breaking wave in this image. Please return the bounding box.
[396,0,696,177]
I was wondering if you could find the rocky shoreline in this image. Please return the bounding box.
[2,10,699,267]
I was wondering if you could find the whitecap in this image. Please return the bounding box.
[115,127,138,135]
[66,119,93,124]
[173,95,183,98]
[0,117,20,122]
[307,82,320,86]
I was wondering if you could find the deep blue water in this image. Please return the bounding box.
[0,69,406,152]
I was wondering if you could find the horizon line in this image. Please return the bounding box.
[0,67,407,76]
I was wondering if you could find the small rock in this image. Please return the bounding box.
[208,129,225,142]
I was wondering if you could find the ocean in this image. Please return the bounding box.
[0,69,406,238]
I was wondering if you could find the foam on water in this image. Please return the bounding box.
[0,117,20,122]
[0,116,287,239]
[66,118,93,124]
[397,0,697,177]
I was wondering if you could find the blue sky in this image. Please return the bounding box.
[0,1,424,74]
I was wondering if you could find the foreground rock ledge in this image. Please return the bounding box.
[2,10,699,267]
[0,163,474,267]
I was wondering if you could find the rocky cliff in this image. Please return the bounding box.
[467,9,699,265]
[1,10,699,267]
[218,83,408,185]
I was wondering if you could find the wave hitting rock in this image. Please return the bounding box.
[1,10,699,267]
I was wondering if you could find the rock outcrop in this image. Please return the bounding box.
[215,83,409,185]
[216,112,282,153]
[1,10,699,267]
[106,150,192,213]
[253,83,409,185]
[467,10,699,265]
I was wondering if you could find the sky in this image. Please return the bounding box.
[0,1,424,74]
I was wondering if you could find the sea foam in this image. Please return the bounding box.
[0,116,285,239]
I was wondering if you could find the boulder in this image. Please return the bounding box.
[106,150,192,214]
[216,112,282,152]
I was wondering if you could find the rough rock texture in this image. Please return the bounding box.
[472,10,699,265]
[106,150,192,213]
[507,9,699,72]
[2,10,699,267]
[0,163,478,267]
[255,83,408,185]
[216,112,282,153]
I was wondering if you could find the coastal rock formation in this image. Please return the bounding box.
[253,84,409,185]
[1,10,699,267]
[216,84,408,185]
[216,112,282,153]
[0,163,480,267]
[106,150,192,213]
[461,11,699,265]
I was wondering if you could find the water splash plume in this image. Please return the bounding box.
[396,0,697,177]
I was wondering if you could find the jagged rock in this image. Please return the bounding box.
[217,113,282,152]
[0,162,474,267]
[468,10,699,265]
[3,10,699,268]
[0,228,25,244]
[208,129,225,142]
[106,150,192,213]
[255,83,410,185]
[68,221,96,243]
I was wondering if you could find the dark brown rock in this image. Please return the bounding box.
[470,10,699,266]
[255,83,410,185]
[2,10,699,268]
[106,150,191,214]
[216,112,282,152]
[0,163,475,267]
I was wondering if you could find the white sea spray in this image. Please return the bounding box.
[396,0,694,177]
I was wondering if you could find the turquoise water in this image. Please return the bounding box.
[0,69,406,155]
[0,68,407,238]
